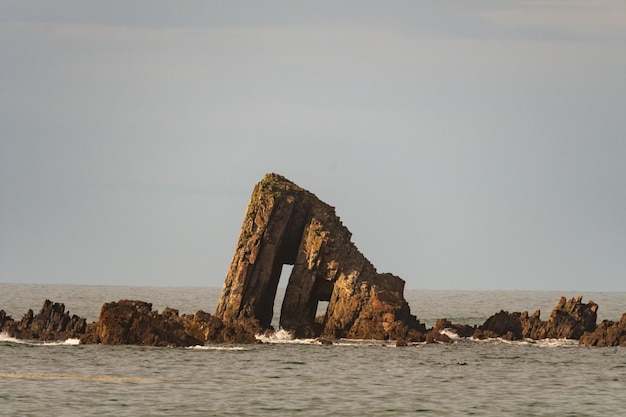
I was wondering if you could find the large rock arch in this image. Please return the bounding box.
[215,173,425,339]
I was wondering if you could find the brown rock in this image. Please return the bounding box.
[579,313,626,347]
[425,328,453,344]
[542,296,597,339]
[475,297,599,341]
[80,299,204,347]
[215,173,426,341]
[0,300,86,341]
[475,310,524,340]
[0,310,14,332]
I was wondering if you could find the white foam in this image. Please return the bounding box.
[42,338,81,346]
[0,332,22,344]
[0,332,80,346]
[467,335,578,348]
[532,338,578,348]
[255,328,318,344]
[440,328,461,340]
[187,345,248,351]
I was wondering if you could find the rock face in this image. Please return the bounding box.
[215,173,425,340]
[0,300,86,341]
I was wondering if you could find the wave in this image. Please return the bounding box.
[0,332,80,346]
[187,345,249,351]
[255,328,318,344]
[439,328,462,340]
[467,335,578,348]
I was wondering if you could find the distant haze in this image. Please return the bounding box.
[1,1,625,291]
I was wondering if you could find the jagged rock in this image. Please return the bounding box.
[0,300,86,341]
[579,313,626,347]
[215,173,426,341]
[474,296,599,341]
[80,300,205,346]
[541,296,598,339]
[0,309,12,329]
[78,299,259,346]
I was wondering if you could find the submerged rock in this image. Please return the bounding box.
[214,173,426,341]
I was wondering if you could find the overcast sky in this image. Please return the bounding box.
[1,1,625,291]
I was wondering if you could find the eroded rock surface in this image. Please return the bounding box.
[214,173,426,340]
[80,300,204,346]
[79,299,259,346]
[0,300,86,341]
[443,296,600,343]
[579,313,626,347]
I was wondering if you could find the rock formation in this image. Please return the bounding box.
[448,296,599,342]
[579,313,626,347]
[78,300,260,346]
[1,296,625,347]
[1,174,625,348]
[214,173,426,340]
[0,300,86,341]
[79,300,203,346]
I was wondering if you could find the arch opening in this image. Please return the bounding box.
[271,264,293,328]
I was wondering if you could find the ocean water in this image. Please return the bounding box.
[1,284,625,416]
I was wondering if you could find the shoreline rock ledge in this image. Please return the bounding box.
[214,173,426,341]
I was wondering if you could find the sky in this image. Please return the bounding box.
[1,1,625,291]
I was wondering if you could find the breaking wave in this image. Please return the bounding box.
[466,335,578,347]
[439,328,462,340]
[255,328,318,344]
[0,332,79,346]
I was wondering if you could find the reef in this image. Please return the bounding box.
[2,296,624,347]
[1,173,624,347]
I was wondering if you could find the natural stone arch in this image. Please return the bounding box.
[215,173,425,340]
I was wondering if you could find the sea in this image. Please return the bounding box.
[1,283,625,416]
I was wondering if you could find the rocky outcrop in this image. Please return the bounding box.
[0,300,86,341]
[1,296,625,347]
[470,296,599,342]
[579,313,626,347]
[214,173,426,340]
[0,299,259,346]
[79,300,259,346]
[1,175,624,348]
[80,300,204,346]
